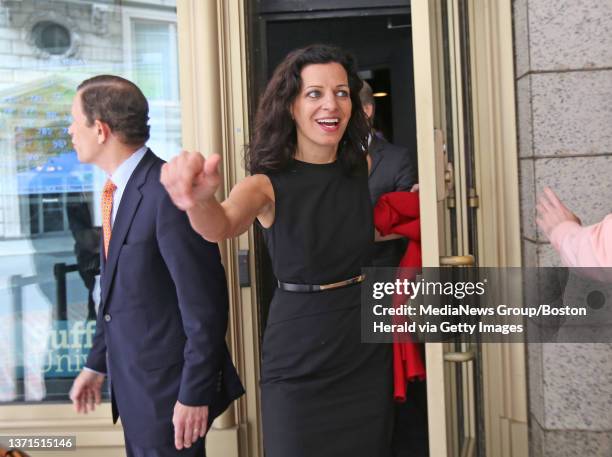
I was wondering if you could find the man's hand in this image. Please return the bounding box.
[160,151,222,211]
[173,401,209,450]
[536,187,582,241]
[69,370,105,414]
[375,228,403,242]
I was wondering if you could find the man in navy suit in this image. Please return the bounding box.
[361,82,427,457]
[68,75,244,457]
[361,81,418,267]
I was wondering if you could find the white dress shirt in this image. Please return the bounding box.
[108,145,147,227]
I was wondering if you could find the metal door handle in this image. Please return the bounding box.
[439,255,475,266]
[444,350,476,363]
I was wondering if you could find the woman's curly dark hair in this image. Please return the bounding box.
[245,44,369,175]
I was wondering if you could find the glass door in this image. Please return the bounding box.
[411,0,480,456]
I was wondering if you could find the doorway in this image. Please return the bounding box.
[246,1,429,456]
[239,1,527,456]
[247,0,416,341]
[166,1,527,456]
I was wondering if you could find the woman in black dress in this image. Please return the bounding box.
[161,44,392,457]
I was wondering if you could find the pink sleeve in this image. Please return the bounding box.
[549,214,612,267]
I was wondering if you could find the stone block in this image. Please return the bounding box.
[531,71,612,157]
[529,0,612,71]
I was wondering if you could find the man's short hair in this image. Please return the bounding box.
[359,80,375,110]
[77,75,150,146]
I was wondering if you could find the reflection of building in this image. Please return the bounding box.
[0,77,83,238]
[0,0,180,446]
[0,1,123,88]
[0,0,180,241]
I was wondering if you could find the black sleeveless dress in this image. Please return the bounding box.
[260,159,393,457]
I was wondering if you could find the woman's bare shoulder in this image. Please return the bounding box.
[235,173,274,201]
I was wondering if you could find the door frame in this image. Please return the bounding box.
[467,1,528,455]
[411,0,527,456]
[176,1,260,456]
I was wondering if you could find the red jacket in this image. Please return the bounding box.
[374,191,426,402]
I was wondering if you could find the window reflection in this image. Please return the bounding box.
[0,0,179,403]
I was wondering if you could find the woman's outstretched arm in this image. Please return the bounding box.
[161,151,273,242]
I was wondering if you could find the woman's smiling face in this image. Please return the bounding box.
[291,62,352,155]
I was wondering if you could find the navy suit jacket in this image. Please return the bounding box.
[86,149,244,447]
[368,136,417,267]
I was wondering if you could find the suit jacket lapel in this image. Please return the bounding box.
[101,149,156,308]
[368,137,385,179]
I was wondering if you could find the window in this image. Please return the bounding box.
[31,21,72,56]
[122,7,181,161]
[0,0,179,403]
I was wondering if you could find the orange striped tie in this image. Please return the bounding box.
[101,179,117,259]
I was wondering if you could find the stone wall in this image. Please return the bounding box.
[514,0,612,455]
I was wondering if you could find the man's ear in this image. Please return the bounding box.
[94,120,111,144]
[363,103,374,121]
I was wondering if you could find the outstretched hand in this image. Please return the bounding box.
[536,187,581,241]
[161,151,222,210]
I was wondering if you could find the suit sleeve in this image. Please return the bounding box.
[394,147,418,191]
[156,192,229,406]
[85,294,107,373]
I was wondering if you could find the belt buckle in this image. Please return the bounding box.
[319,274,365,291]
[278,274,365,293]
